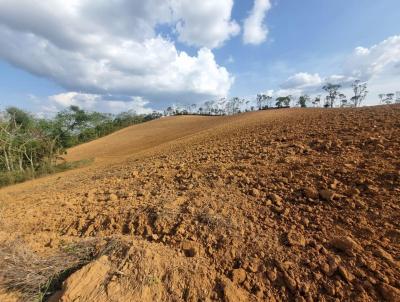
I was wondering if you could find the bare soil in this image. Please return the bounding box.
[1,105,399,302]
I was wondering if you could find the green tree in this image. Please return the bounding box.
[6,107,34,130]
[339,93,348,107]
[298,95,309,108]
[257,94,273,109]
[312,96,321,107]
[350,80,368,107]
[276,96,291,108]
[322,83,342,108]
[256,94,264,110]
[379,93,395,104]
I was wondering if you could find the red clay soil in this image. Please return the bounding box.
[0,105,399,302]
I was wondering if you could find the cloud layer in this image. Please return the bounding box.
[243,0,271,45]
[0,0,239,106]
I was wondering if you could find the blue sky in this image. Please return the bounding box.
[0,0,399,114]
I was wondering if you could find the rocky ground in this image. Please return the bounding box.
[0,105,399,302]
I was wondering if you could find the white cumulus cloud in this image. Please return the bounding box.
[345,35,400,81]
[0,0,238,107]
[243,0,271,45]
[173,0,240,48]
[281,72,322,89]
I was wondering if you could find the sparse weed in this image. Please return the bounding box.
[145,274,160,286]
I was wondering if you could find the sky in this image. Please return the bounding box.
[0,0,399,115]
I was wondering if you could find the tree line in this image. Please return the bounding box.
[378,92,400,104]
[0,106,161,185]
[165,80,399,117]
[1,79,398,186]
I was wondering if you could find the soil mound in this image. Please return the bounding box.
[52,239,232,302]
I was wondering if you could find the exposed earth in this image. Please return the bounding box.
[0,105,399,301]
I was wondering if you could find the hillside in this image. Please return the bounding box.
[65,115,233,162]
[0,106,399,302]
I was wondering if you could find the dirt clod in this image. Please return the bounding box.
[378,283,400,302]
[286,231,306,247]
[319,189,337,201]
[303,187,319,199]
[231,268,247,284]
[330,236,363,256]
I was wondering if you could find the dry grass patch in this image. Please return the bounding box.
[0,239,99,301]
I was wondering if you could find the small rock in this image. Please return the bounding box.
[265,199,272,206]
[269,193,283,204]
[267,269,277,282]
[364,259,378,272]
[287,230,306,247]
[254,288,264,299]
[242,176,251,184]
[320,262,335,276]
[248,259,259,273]
[324,282,336,296]
[136,190,146,197]
[305,205,313,212]
[319,189,337,201]
[108,194,118,201]
[327,254,340,266]
[330,179,340,190]
[242,280,251,291]
[278,261,294,271]
[338,265,354,282]
[272,206,284,214]
[283,272,297,292]
[367,185,379,193]
[302,217,310,226]
[346,187,360,197]
[330,236,363,256]
[231,268,246,284]
[304,187,319,199]
[313,272,323,281]
[299,282,311,294]
[220,278,249,302]
[374,247,394,262]
[85,189,97,199]
[378,283,400,302]
[250,188,260,197]
[385,229,400,244]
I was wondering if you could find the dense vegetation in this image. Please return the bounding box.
[0,106,161,186]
